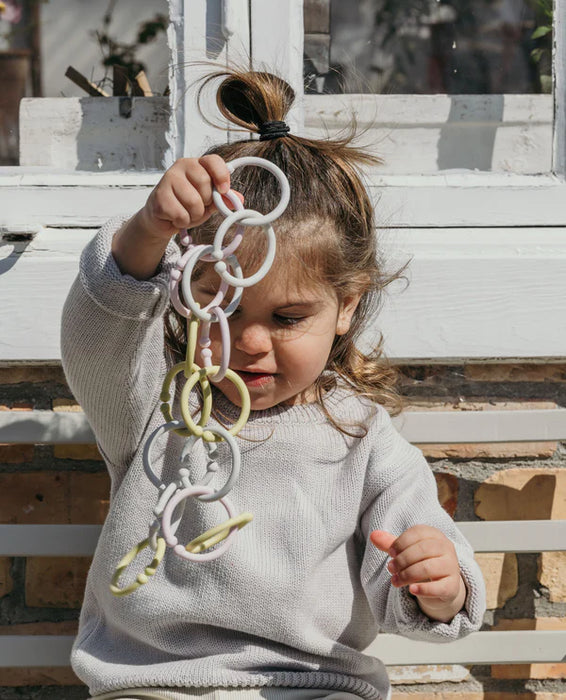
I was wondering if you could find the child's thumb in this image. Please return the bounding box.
[370,530,396,553]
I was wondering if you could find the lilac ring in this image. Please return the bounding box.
[161,485,237,562]
[181,244,244,321]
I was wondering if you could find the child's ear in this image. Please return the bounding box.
[336,294,362,336]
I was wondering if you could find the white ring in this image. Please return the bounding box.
[212,208,276,288]
[143,421,186,490]
[190,424,241,502]
[211,156,290,226]
[161,486,237,562]
[181,244,244,321]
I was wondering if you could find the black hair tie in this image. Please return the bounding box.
[258,120,291,141]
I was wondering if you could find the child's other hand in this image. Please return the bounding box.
[370,526,467,623]
[138,155,244,240]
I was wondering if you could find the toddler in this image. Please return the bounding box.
[61,69,486,700]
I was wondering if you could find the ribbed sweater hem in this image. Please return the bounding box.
[90,671,384,700]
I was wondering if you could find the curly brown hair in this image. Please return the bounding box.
[164,68,406,437]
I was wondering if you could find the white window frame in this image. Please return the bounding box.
[250,0,566,362]
[1,0,565,362]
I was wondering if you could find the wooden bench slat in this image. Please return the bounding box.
[368,629,566,666]
[1,521,565,557]
[1,408,565,445]
[1,630,565,667]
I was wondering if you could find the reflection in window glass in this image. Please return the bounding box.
[0,0,169,166]
[304,0,552,95]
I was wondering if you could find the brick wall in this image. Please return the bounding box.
[0,362,565,699]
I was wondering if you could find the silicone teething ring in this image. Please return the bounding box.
[179,366,250,441]
[160,361,212,437]
[188,423,241,502]
[143,420,188,489]
[185,512,253,553]
[161,485,237,561]
[181,244,244,321]
[110,536,166,596]
[212,208,276,288]
[212,156,290,226]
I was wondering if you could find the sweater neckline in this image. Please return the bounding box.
[195,383,376,427]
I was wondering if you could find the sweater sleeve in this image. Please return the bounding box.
[60,215,180,477]
[358,407,486,642]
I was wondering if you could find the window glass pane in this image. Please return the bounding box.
[0,0,169,167]
[304,0,553,95]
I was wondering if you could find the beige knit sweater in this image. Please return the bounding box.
[60,217,486,700]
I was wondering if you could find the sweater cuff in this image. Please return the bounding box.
[391,548,486,642]
[79,215,180,321]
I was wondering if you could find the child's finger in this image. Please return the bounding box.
[150,188,193,230]
[170,179,206,225]
[389,537,448,573]
[408,576,458,600]
[389,556,448,588]
[198,154,231,195]
[386,524,446,556]
[370,530,397,554]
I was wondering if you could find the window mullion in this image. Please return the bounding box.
[173,0,251,160]
[553,0,566,176]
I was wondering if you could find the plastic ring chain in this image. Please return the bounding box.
[110,156,290,596]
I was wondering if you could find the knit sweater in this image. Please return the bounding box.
[60,216,486,700]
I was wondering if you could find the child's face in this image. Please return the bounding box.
[191,268,360,410]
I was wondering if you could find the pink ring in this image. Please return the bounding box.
[161,485,237,562]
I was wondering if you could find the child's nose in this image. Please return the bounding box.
[233,322,273,355]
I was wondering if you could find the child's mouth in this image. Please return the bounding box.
[236,371,275,388]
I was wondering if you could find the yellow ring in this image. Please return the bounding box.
[179,366,250,441]
[185,512,254,553]
[185,317,199,374]
[160,361,212,437]
[109,537,166,596]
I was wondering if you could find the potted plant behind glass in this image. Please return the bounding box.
[18,1,171,171]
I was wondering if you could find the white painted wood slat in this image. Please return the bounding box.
[0,630,564,668]
[305,95,554,174]
[1,408,564,445]
[367,630,566,666]
[2,172,566,228]
[1,521,564,558]
[2,227,565,360]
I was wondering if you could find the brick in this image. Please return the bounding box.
[25,557,91,608]
[538,551,566,603]
[0,667,82,686]
[0,443,34,463]
[70,472,110,524]
[0,557,13,597]
[52,398,82,411]
[0,472,110,524]
[0,621,78,635]
[391,694,564,700]
[475,468,566,521]
[475,552,518,609]
[0,365,66,385]
[490,618,566,679]
[435,473,458,516]
[0,472,68,524]
[409,400,558,459]
[389,663,469,684]
[54,443,103,460]
[465,363,566,383]
[421,441,557,460]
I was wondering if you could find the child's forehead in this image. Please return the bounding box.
[198,259,329,300]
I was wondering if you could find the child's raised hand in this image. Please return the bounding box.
[370,526,467,623]
[138,155,243,240]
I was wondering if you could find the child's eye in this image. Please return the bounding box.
[274,314,306,327]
